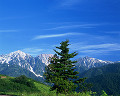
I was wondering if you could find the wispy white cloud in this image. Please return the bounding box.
[0,30,17,32]
[44,24,98,30]
[79,43,117,50]
[32,33,82,40]
[70,43,120,54]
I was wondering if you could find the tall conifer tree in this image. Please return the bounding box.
[44,40,87,94]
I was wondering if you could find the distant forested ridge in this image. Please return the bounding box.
[78,63,120,96]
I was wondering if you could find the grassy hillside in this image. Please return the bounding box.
[0,74,96,96]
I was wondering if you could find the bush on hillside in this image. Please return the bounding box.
[14,75,35,88]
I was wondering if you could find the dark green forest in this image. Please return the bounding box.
[78,63,120,96]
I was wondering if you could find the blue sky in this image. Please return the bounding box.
[0,0,120,61]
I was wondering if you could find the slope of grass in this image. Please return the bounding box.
[0,74,97,96]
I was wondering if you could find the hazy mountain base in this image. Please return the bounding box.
[0,63,44,82]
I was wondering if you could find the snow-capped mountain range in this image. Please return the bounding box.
[0,50,115,77]
[76,56,113,68]
[75,56,114,73]
[0,50,53,77]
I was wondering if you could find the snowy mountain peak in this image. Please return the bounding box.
[37,54,54,65]
[14,50,25,54]
[0,50,32,64]
[10,50,29,57]
[76,56,113,69]
[81,56,113,63]
[83,56,98,60]
[2,50,31,62]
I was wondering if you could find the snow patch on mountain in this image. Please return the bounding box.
[0,50,30,64]
[37,54,54,66]
[76,56,113,69]
[29,66,43,77]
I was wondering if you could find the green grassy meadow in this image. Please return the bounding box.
[0,74,97,96]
